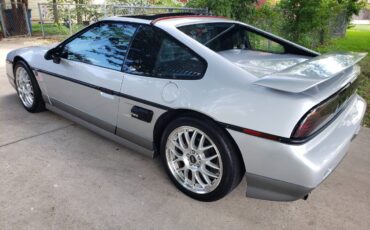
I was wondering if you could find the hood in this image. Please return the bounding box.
[6,44,57,62]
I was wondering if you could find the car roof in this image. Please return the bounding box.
[102,13,233,26]
[119,12,198,20]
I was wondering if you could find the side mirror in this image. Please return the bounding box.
[44,47,61,64]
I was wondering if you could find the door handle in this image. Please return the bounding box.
[100,91,115,100]
[99,87,115,95]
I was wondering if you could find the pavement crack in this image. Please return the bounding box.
[0,123,75,148]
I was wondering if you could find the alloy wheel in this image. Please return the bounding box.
[15,66,34,108]
[165,126,223,194]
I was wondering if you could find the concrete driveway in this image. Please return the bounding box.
[1,38,369,230]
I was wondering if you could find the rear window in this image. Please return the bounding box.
[178,23,233,45]
[178,23,285,54]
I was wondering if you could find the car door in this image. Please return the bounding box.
[116,25,207,150]
[41,22,138,133]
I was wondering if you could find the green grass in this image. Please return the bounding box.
[32,23,85,39]
[318,25,370,126]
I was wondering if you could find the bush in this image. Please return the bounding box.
[187,0,366,49]
[279,0,365,48]
[187,0,258,19]
[248,2,283,35]
[187,0,283,34]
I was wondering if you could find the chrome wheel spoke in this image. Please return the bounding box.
[170,139,181,150]
[184,130,191,148]
[169,146,182,158]
[172,158,182,164]
[201,167,218,178]
[184,168,190,180]
[205,161,220,170]
[194,171,206,188]
[191,171,196,185]
[201,172,212,185]
[198,134,205,150]
[204,154,218,162]
[199,145,213,151]
[190,130,197,149]
[178,133,187,150]
[178,166,186,171]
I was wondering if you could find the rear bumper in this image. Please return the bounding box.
[228,94,366,201]
[245,173,312,201]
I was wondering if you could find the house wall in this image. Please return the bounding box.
[28,0,48,21]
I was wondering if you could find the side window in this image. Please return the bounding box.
[247,32,285,53]
[61,22,137,71]
[124,25,206,79]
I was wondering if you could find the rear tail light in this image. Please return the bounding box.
[292,102,338,138]
[292,80,358,139]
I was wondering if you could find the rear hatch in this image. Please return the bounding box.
[220,50,366,140]
[220,50,366,99]
[252,52,366,140]
[253,52,367,94]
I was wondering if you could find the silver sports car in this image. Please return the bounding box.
[5,13,367,201]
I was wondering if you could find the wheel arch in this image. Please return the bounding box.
[13,56,31,74]
[153,109,245,171]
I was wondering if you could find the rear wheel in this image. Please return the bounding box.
[160,116,244,201]
[14,61,45,112]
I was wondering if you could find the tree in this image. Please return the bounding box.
[53,0,58,23]
[187,0,366,48]
[187,0,258,19]
[279,0,365,46]
[340,0,366,22]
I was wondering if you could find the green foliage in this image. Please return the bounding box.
[341,0,366,21]
[187,0,282,33]
[187,0,366,49]
[249,1,283,34]
[279,0,331,47]
[151,0,183,7]
[106,0,149,4]
[187,0,257,19]
[279,0,365,47]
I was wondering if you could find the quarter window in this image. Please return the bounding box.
[123,25,206,79]
[61,22,137,71]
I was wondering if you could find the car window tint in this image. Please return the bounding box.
[124,25,206,79]
[62,22,137,71]
[123,25,158,76]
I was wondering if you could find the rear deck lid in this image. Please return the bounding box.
[253,52,367,93]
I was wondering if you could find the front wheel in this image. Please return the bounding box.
[14,61,45,112]
[160,116,244,201]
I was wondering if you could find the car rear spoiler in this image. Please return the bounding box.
[253,52,367,93]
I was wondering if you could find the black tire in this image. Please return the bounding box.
[14,60,45,113]
[160,116,244,201]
